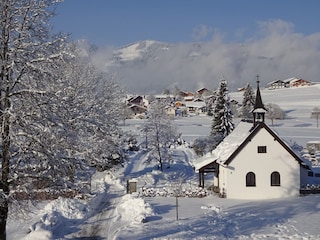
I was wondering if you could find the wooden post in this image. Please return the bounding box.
[201,172,205,188]
[176,196,179,221]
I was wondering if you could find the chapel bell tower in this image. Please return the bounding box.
[252,75,267,127]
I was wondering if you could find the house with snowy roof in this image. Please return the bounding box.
[266,79,287,89]
[185,99,206,115]
[266,77,312,89]
[194,80,310,199]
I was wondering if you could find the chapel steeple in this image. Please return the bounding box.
[252,75,267,127]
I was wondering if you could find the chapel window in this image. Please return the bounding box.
[257,146,267,153]
[271,171,281,186]
[246,172,256,187]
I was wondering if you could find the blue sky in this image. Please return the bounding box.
[52,0,320,47]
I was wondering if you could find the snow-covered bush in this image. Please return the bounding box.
[140,186,208,198]
[192,134,223,156]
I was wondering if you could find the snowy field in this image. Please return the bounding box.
[7,85,320,239]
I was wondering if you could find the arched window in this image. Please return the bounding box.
[271,171,281,186]
[246,172,256,187]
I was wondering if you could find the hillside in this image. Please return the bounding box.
[230,84,320,146]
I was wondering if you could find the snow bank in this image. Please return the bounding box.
[26,229,52,240]
[27,197,87,239]
[201,204,222,215]
[43,197,87,219]
[116,194,153,225]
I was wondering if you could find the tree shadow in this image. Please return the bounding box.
[71,238,104,240]
[294,123,312,127]
[270,122,284,127]
[126,195,320,239]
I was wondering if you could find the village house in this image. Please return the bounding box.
[126,95,148,116]
[184,100,206,115]
[266,77,312,90]
[194,80,311,199]
[266,79,287,89]
[164,105,176,119]
[126,95,145,106]
[196,87,213,97]
[289,77,312,87]
[179,91,194,98]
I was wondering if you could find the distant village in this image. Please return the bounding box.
[125,77,313,119]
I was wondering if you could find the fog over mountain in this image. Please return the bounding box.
[84,20,320,94]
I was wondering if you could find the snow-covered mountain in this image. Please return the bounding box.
[112,40,171,63]
[85,38,320,94]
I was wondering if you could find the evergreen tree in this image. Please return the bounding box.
[211,78,234,138]
[206,95,215,116]
[241,83,256,119]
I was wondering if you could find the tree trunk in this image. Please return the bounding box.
[0,128,10,239]
[0,199,8,240]
[0,4,11,238]
[157,144,163,172]
[0,91,12,240]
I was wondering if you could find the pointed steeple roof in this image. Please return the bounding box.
[252,75,267,127]
[253,75,267,112]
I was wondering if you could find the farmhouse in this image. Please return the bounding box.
[266,79,287,89]
[126,95,148,116]
[266,77,312,89]
[195,81,311,199]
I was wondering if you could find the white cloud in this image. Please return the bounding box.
[92,20,320,94]
[192,24,213,42]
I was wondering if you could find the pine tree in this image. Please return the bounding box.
[211,78,234,138]
[206,95,215,116]
[241,83,256,119]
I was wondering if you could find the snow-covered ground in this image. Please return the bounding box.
[7,85,320,239]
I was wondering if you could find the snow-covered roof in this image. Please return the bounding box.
[184,96,195,101]
[185,101,206,108]
[283,77,299,83]
[195,121,311,171]
[154,94,174,99]
[252,108,268,113]
[194,121,253,171]
[267,77,310,85]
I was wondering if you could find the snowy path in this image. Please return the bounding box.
[62,146,196,240]
[57,172,127,239]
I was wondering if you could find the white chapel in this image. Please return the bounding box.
[194,79,311,199]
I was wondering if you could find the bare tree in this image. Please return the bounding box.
[119,101,133,126]
[311,107,320,128]
[145,101,178,171]
[265,103,286,126]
